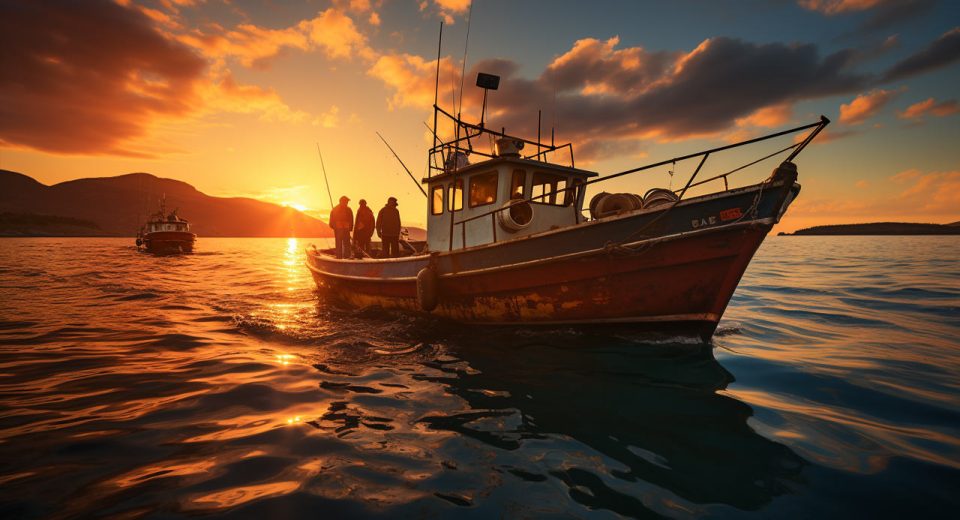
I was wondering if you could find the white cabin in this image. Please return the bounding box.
[424,157,597,251]
[145,215,190,233]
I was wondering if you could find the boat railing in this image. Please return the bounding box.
[427,104,576,178]
[450,116,830,250]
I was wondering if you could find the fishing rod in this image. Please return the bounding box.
[376,131,427,197]
[316,143,334,209]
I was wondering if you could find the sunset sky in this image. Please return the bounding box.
[1,0,958,232]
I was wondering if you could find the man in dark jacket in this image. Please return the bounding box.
[376,197,401,258]
[353,199,375,258]
[328,195,353,259]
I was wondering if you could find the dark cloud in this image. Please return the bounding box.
[0,0,205,156]
[540,37,678,96]
[858,0,937,34]
[883,27,960,81]
[469,37,868,149]
[626,40,865,136]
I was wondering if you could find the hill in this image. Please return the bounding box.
[0,170,333,237]
[787,222,960,236]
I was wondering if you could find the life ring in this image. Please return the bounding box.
[416,266,439,312]
[497,199,534,232]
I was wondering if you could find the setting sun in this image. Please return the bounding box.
[282,202,309,213]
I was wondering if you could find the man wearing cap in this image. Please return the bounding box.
[376,197,401,258]
[353,199,375,258]
[328,195,353,259]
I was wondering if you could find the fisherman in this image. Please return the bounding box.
[376,197,401,258]
[328,195,353,259]
[353,199,375,258]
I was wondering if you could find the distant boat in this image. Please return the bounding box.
[136,197,196,253]
[306,72,828,340]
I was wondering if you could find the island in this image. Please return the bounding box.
[780,222,960,236]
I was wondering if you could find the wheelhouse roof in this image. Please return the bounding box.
[422,156,598,184]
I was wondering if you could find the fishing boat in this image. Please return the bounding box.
[306,71,828,340]
[136,198,196,254]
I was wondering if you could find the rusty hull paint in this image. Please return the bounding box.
[308,224,769,335]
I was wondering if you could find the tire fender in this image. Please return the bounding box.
[416,265,439,312]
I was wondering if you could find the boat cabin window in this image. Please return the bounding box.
[448,179,463,212]
[510,170,526,199]
[564,178,584,207]
[532,172,567,206]
[431,185,444,215]
[468,171,498,208]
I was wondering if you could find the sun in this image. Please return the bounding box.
[282,201,308,212]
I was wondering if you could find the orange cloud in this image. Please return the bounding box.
[202,71,309,123]
[175,8,373,67]
[890,168,921,182]
[838,89,899,125]
[895,169,960,214]
[0,1,205,156]
[736,104,794,128]
[784,167,960,231]
[0,2,349,157]
[797,0,882,14]
[422,0,472,24]
[898,98,959,120]
[300,8,375,60]
[368,53,460,111]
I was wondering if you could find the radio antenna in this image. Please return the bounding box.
[457,0,474,118]
[432,23,443,153]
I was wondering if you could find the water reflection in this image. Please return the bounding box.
[407,333,805,515]
[2,237,956,518]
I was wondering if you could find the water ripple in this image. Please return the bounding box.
[0,236,957,518]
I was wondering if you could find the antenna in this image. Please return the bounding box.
[551,87,557,147]
[432,22,443,154]
[457,0,474,118]
[537,109,541,161]
[316,143,334,209]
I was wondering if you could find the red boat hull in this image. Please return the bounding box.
[142,231,196,253]
[309,222,769,338]
[306,176,798,339]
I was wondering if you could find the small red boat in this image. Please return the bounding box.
[136,198,196,254]
[306,72,828,340]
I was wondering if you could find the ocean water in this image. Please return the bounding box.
[0,236,957,518]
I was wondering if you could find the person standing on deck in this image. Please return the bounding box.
[353,199,375,258]
[328,196,353,259]
[376,197,401,258]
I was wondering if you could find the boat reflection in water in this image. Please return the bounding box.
[312,321,805,516]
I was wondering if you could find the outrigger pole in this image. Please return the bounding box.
[316,143,334,209]
[376,132,427,197]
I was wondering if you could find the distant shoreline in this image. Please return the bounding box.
[780,222,960,236]
[0,235,336,239]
